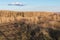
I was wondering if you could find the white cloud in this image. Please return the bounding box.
[8,2,24,6]
[12,2,22,4]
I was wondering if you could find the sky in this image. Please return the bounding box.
[0,0,60,12]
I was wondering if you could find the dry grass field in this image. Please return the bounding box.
[0,10,60,40]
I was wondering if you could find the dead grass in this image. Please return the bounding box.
[0,10,60,40]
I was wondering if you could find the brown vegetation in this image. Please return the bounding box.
[0,10,60,40]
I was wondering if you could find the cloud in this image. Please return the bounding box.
[8,2,24,6]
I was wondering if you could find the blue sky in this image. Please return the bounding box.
[0,0,60,12]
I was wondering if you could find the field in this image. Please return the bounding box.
[0,10,60,40]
